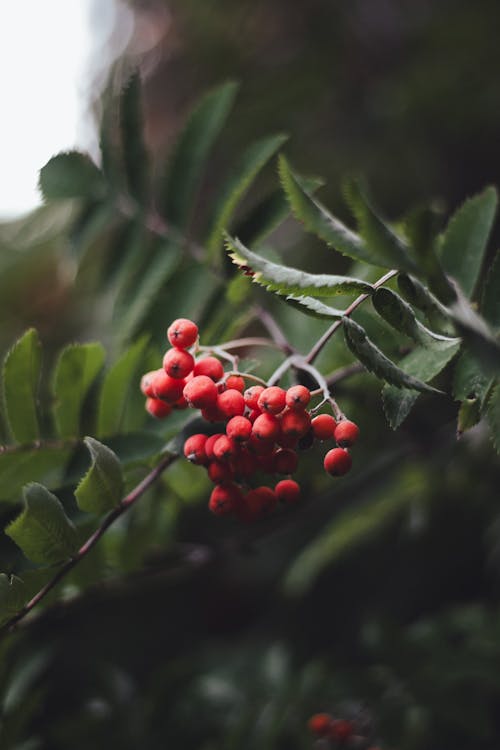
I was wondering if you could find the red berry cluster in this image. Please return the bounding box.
[140,318,360,520]
[308,713,380,749]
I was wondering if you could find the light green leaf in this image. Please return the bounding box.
[39,151,106,200]
[487,384,500,453]
[2,329,41,444]
[207,133,288,261]
[481,250,500,330]
[52,343,105,438]
[6,483,77,564]
[278,156,372,264]
[97,336,149,437]
[226,234,373,297]
[372,287,459,346]
[120,72,149,204]
[0,446,72,503]
[0,574,26,626]
[397,273,454,334]
[162,81,238,228]
[282,295,345,320]
[440,187,497,298]
[75,437,124,514]
[343,317,442,394]
[343,178,416,272]
[457,398,481,437]
[382,339,460,429]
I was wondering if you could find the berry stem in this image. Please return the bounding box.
[223,370,268,386]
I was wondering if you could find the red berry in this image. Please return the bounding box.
[205,434,225,460]
[183,375,218,409]
[242,486,277,520]
[217,389,245,419]
[183,434,208,465]
[324,448,352,476]
[226,415,252,442]
[252,412,280,441]
[225,374,245,392]
[273,448,298,475]
[334,419,359,447]
[280,409,311,438]
[163,348,194,379]
[167,318,198,349]
[201,404,225,422]
[151,370,186,402]
[213,435,238,461]
[286,385,311,410]
[258,386,287,415]
[244,385,265,409]
[208,461,234,484]
[140,370,157,397]
[275,479,300,504]
[231,449,257,479]
[193,356,224,381]
[308,714,333,737]
[330,719,354,742]
[208,483,240,516]
[311,413,337,441]
[248,434,276,455]
[146,397,172,419]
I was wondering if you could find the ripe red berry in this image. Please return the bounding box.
[280,409,311,438]
[311,413,337,441]
[183,434,208,465]
[252,412,280,442]
[213,435,238,461]
[225,374,245,392]
[167,318,198,349]
[146,397,172,419]
[231,449,257,479]
[151,370,186,402]
[140,370,157,397]
[273,448,299,475]
[242,486,277,520]
[217,389,245,418]
[334,419,360,447]
[208,483,240,516]
[330,719,354,742]
[308,714,333,737]
[208,461,234,484]
[258,386,287,415]
[183,375,218,409]
[244,385,265,410]
[275,479,300,504]
[226,415,252,442]
[201,404,225,422]
[205,434,225,460]
[324,447,352,476]
[163,348,195,379]
[193,356,224,381]
[286,385,311,410]
[248,434,275,455]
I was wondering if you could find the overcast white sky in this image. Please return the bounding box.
[0,1,130,219]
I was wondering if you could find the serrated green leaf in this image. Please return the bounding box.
[162,81,238,228]
[457,398,481,437]
[2,329,41,443]
[0,575,27,625]
[343,317,442,394]
[481,250,500,330]
[440,187,498,298]
[52,343,105,438]
[226,235,372,297]
[6,483,77,565]
[487,384,500,453]
[75,437,123,514]
[373,287,459,346]
[382,339,460,429]
[120,72,149,204]
[404,206,456,304]
[279,156,372,264]
[97,336,149,437]
[0,446,72,503]
[39,151,106,201]
[207,134,288,262]
[453,350,492,403]
[343,178,416,272]
[397,273,454,333]
[282,295,345,320]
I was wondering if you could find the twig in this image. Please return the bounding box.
[253,306,296,355]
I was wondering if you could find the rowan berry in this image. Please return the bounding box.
[248,434,276,455]
[193,356,224,381]
[208,461,234,484]
[231,449,257,479]
[286,384,311,410]
[273,448,299,475]
[163,347,195,379]
[183,375,218,409]
[225,374,245,392]
[208,484,240,516]
[243,486,277,519]
[205,433,225,460]
[308,714,333,737]
[252,412,280,441]
[311,413,337,441]
[330,719,354,742]
[226,415,252,442]
[244,385,265,409]
[217,389,245,418]
[201,404,225,422]
[324,447,352,476]
[334,419,360,447]
[140,370,157,397]
[277,431,299,449]
[280,409,311,438]
[275,479,300,504]
[213,435,238,461]
[151,370,186,402]
[167,318,198,349]
[258,386,287,415]
[145,397,172,419]
[183,434,208,465]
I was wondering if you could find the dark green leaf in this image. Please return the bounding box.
[397,273,454,333]
[448,289,500,375]
[481,250,500,329]
[278,156,372,264]
[0,446,72,503]
[282,295,345,320]
[39,151,106,201]
[52,343,105,438]
[0,574,26,626]
[343,317,442,394]
[226,234,373,297]
[207,134,288,261]
[6,483,78,565]
[404,206,456,304]
[440,187,497,297]
[75,437,124,514]
[120,72,149,204]
[453,350,492,403]
[487,384,500,454]
[2,329,41,444]
[162,81,238,228]
[373,287,459,346]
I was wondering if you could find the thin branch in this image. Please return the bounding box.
[0,452,178,639]
[253,306,296,355]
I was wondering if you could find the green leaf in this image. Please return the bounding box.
[0,574,27,625]
[278,156,372,264]
[397,273,454,334]
[343,178,416,272]
[52,343,105,438]
[382,339,460,429]
[487,384,500,453]
[453,350,492,403]
[282,295,345,320]
[0,446,72,503]
[226,235,373,297]
[404,206,456,304]
[2,329,41,444]
[481,250,500,330]
[97,336,149,437]
[162,81,238,228]
[372,287,459,346]
[343,317,442,394]
[39,151,106,201]
[75,437,124,514]
[6,483,77,564]
[448,289,500,375]
[457,398,481,437]
[120,72,149,204]
[440,187,498,298]
[207,133,288,261]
